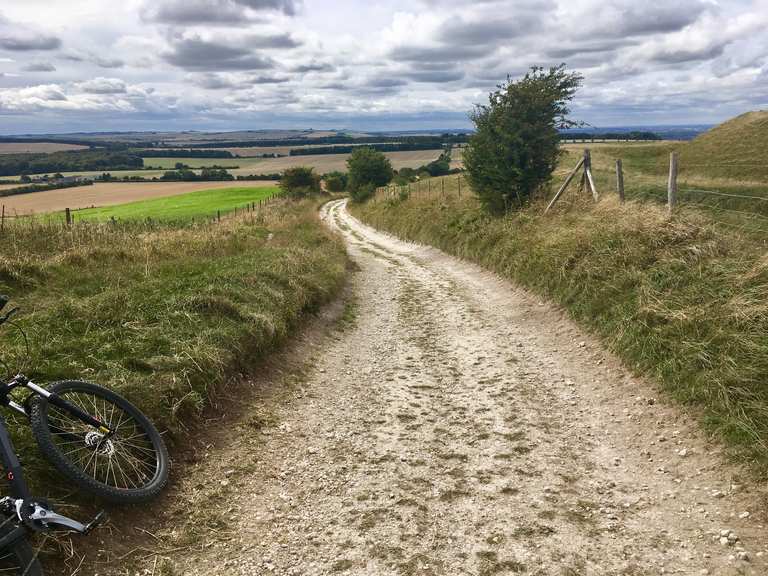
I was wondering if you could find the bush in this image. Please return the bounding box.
[349,182,376,203]
[280,166,321,198]
[347,147,393,202]
[324,171,348,192]
[464,65,583,214]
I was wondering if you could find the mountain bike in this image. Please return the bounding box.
[0,296,170,575]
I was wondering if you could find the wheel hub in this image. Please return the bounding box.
[84,431,115,456]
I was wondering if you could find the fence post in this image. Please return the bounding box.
[667,152,678,214]
[65,207,72,227]
[1,205,4,235]
[441,178,445,197]
[458,176,461,197]
[217,210,221,223]
[615,159,625,202]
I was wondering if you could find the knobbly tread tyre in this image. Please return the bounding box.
[29,380,169,504]
[0,523,43,576]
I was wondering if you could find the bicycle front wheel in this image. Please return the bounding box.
[30,380,169,503]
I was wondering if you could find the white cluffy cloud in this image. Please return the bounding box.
[1,0,768,132]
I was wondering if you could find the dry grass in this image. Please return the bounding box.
[354,176,768,472]
[0,198,348,496]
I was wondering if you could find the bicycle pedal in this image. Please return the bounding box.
[83,510,108,535]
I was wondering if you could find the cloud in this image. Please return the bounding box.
[141,0,300,25]
[437,14,543,45]
[0,15,62,51]
[78,77,128,94]
[22,62,56,72]
[389,43,489,63]
[163,36,276,71]
[404,69,465,83]
[291,61,335,73]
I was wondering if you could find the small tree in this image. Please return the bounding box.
[347,147,393,202]
[280,166,321,198]
[464,65,583,214]
[324,171,348,192]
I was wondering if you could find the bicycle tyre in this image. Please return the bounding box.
[0,522,43,576]
[30,380,169,503]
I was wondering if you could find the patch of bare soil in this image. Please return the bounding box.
[0,181,276,215]
[115,199,765,576]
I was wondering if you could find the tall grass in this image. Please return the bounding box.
[0,199,347,494]
[355,178,768,472]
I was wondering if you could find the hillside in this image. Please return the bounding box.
[592,111,768,182]
[679,110,768,178]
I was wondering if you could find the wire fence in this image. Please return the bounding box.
[373,149,768,236]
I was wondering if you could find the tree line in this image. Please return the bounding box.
[0,150,143,177]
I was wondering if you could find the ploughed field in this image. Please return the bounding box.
[0,180,277,215]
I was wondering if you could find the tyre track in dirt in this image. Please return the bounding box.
[144,199,766,576]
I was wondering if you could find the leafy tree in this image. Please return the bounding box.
[347,147,393,202]
[464,65,583,214]
[280,166,321,198]
[324,171,348,192]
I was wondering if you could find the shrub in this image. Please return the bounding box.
[324,171,348,192]
[349,182,376,203]
[280,166,321,198]
[464,65,583,214]
[347,147,393,202]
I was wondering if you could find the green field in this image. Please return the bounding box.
[76,185,280,221]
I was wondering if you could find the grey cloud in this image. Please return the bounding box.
[22,62,56,72]
[650,43,727,64]
[291,61,335,73]
[142,0,255,25]
[194,73,241,89]
[249,74,290,84]
[437,14,543,45]
[236,0,300,15]
[404,69,465,83]
[0,16,61,51]
[547,39,632,59]
[163,37,275,71]
[245,33,301,49]
[79,78,128,94]
[618,3,709,37]
[390,43,488,63]
[141,0,299,24]
[94,57,125,69]
[366,78,408,88]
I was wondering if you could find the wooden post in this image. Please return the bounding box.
[441,178,445,197]
[544,157,585,213]
[668,151,678,213]
[458,176,461,197]
[1,205,4,235]
[584,149,598,201]
[65,207,72,227]
[217,210,221,223]
[615,159,625,202]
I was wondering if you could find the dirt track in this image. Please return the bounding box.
[123,199,767,576]
[0,181,275,215]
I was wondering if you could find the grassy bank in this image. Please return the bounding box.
[76,185,280,222]
[0,198,347,493]
[352,179,768,471]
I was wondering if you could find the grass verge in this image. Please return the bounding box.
[75,185,280,222]
[0,198,347,495]
[352,178,768,472]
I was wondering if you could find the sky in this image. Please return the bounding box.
[1,0,767,134]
